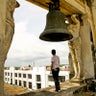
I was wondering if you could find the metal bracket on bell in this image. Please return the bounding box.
[51,0,60,10]
[46,2,53,12]
[47,0,60,12]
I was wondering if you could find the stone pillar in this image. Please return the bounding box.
[85,0,96,79]
[0,0,6,95]
[0,0,19,95]
[91,0,96,47]
[4,0,19,55]
[0,60,4,96]
[80,15,94,79]
[91,0,96,79]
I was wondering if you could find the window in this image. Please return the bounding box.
[5,72,7,76]
[37,83,41,89]
[8,72,9,76]
[23,81,26,87]
[5,78,7,81]
[48,76,54,81]
[23,74,26,78]
[19,73,21,77]
[19,80,22,86]
[28,74,32,79]
[10,79,13,84]
[29,82,32,89]
[36,75,41,81]
[15,73,17,77]
[15,80,17,85]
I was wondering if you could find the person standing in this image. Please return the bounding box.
[50,49,60,92]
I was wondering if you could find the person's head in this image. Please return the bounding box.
[51,49,56,55]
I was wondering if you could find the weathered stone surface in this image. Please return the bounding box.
[0,0,6,95]
[5,80,96,96]
[80,14,94,79]
[0,0,19,96]
[4,81,85,96]
[68,14,81,79]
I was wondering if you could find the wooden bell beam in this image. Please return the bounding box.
[26,0,86,15]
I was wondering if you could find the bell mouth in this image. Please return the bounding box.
[39,33,73,42]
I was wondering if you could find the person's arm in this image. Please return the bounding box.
[50,61,53,74]
[51,61,53,71]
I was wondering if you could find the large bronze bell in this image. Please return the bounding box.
[39,10,73,42]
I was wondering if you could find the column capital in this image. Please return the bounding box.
[81,14,90,27]
[81,14,88,20]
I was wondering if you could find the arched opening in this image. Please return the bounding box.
[4,0,70,92]
[5,0,69,67]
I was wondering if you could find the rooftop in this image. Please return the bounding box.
[4,83,30,96]
[4,81,94,96]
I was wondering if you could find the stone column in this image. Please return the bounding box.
[0,0,6,95]
[91,0,96,79]
[80,15,94,79]
[0,60,4,96]
[85,0,96,79]
[91,0,96,47]
[0,0,19,95]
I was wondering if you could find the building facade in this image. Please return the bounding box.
[4,66,70,90]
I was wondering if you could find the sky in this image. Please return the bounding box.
[5,0,69,67]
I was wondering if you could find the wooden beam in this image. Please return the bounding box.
[26,0,86,15]
[26,0,48,10]
[63,0,86,14]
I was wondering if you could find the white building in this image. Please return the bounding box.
[4,65,70,90]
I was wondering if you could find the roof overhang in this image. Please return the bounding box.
[26,0,86,15]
